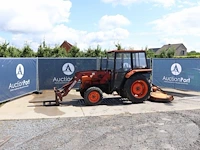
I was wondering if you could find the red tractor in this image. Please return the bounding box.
[54,50,173,106]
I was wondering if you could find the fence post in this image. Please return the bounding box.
[96,57,100,70]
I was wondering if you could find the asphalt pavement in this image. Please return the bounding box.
[0,109,200,150]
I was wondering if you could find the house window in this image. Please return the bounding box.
[182,50,185,55]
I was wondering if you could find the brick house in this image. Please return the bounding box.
[60,41,73,52]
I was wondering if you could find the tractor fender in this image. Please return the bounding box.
[125,69,152,78]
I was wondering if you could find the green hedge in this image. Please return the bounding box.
[174,55,200,58]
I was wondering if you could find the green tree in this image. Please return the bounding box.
[157,48,175,58]
[78,51,86,57]
[67,46,81,57]
[146,49,155,58]
[51,46,67,57]
[102,49,107,57]
[84,45,107,57]
[166,48,175,58]
[94,45,102,57]
[115,43,123,50]
[187,51,200,56]
[158,50,167,58]
[37,41,52,57]
[21,44,35,57]
[7,46,21,57]
[0,42,22,57]
[94,45,107,57]
[85,47,95,57]
[0,42,9,57]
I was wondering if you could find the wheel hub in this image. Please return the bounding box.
[131,80,148,98]
[88,91,100,103]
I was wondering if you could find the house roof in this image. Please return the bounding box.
[156,43,186,54]
[148,48,160,53]
[60,41,73,52]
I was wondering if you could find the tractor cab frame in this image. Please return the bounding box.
[104,50,151,93]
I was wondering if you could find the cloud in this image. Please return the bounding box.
[0,36,5,43]
[40,25,130,50]
[102,0,175,7]
[85,28,130,44]
[177,0,197,7]
[159,37,184,45]
[7,20,130,51]
[0,0,72,33]
[99,15,131,30]
[0,1,130,51]
[150,4,200,36]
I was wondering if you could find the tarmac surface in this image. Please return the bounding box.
[1,109,200,150]
[1,88,200,150]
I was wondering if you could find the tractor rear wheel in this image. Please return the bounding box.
[125,75,150,103]
[84,87,103,105]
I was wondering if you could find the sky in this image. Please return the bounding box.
[0,0,200,52]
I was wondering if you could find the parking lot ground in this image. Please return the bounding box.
[1,109,200,150]
[1,89,200,150]
[0,89,200,120]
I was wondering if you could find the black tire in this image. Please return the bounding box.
[84,87,103,106]
[80,90,84,98]
[117,89,127,98]
[125,74,151,103]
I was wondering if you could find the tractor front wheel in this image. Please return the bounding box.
[125,75,150,103]
[117,89,127,98]
[80,89,85,98]
[84,87,103,106]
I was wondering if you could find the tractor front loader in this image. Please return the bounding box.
[54,50,173,106]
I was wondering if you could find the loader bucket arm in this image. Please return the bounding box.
[54,71,98,102]
[54,78,78,101]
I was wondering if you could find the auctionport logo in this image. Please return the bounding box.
[16,64,24,79]
[62,63,75,75]
[53,63,75,84]
[8,64,31,92]
[171,63,182,76]
[162,63,190,84]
